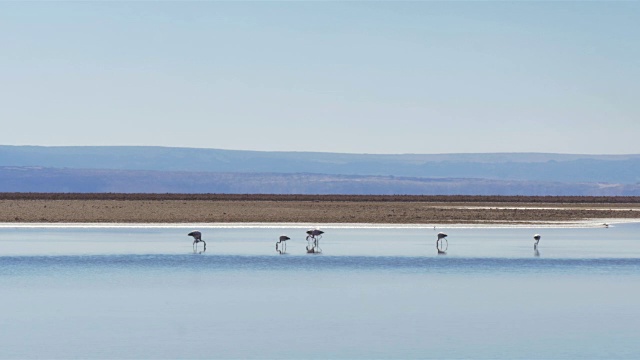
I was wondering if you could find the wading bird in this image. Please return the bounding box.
[437,232,448,255]
[188,230,206,252]
[276,235,290,254]
[306,229,324,253]
[533,234,541,249]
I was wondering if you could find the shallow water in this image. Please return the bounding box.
[1,223,639,359]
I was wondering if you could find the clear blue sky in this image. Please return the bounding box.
[1,1,638,154]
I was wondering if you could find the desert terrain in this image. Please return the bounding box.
[1,193,639,224]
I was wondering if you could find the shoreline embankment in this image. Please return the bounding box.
[1,193,639,225]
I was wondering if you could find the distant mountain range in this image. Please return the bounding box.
[1,145,639,195]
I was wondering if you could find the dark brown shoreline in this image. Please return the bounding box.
[3,193,640,203]
[1,193,639,224]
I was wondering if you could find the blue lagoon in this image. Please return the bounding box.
[1,223,639,359]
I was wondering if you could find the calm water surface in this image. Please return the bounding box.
[1,223,639,359]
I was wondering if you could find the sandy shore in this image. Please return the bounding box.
[1,194,639,224]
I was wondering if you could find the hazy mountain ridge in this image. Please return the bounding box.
[2,145,639,184]
[2,166,639,196]
[2,146,639,195]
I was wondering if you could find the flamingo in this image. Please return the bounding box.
[188,230,206,252]
[306,229,324,237]
[276,235,290,254]
[437,232,448,254]
[306,228,324,253]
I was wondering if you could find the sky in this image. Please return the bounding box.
[1,1,638,155]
